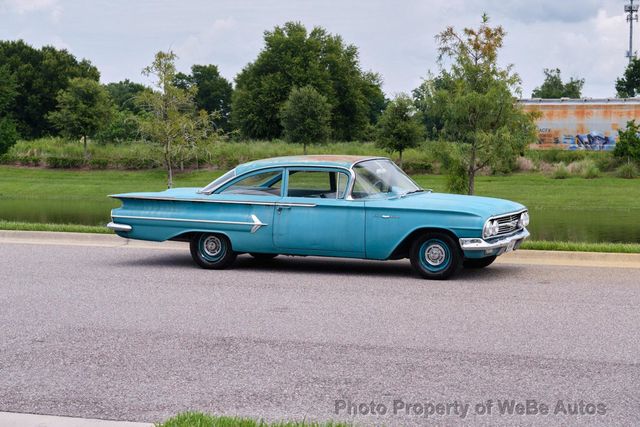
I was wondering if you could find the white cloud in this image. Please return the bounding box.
[2,0,62,22]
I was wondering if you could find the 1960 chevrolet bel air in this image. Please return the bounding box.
[107,155,530,279]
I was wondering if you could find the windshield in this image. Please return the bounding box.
[199,168,236,194]
[352,159,422,199]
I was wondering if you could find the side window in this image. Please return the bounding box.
[286,170,349,199]
[219,170,282,196]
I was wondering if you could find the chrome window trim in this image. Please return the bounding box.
[283,166,353,200]
[111,214,268,233]
[347,157,422,201]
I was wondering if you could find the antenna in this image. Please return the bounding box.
[626,0,639,62]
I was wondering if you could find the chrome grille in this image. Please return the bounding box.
[495,212,522,235]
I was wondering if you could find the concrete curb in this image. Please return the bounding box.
[1,229,640,269]
[0,411,152,427]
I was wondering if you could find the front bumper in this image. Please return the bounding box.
[459,228,529,256]
[106,221,132,232]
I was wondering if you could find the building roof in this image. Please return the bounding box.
[235,155,386,173]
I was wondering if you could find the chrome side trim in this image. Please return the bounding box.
[460,228,530,251]
[106,222,132,232]
[111,214,268,233]
[109,195,278,206]
[276,202,317,208]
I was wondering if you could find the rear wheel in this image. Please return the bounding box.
[190,233,237,269]
[410,232,462,280]
[249,253,278,261]
[463,255,497,269]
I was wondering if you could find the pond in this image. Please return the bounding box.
[1,199,638,243]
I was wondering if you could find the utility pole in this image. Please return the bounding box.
[626,0,639,62]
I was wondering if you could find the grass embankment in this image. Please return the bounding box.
[156,412,348,427]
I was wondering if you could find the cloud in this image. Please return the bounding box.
[486,0,605,23]
[176,18,237,65]
[2,0,62,22]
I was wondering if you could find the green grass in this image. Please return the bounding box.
[521,240,640,253]
[155,412,349,427]
[0,221,113,234]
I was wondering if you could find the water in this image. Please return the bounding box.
[0,199,638,243]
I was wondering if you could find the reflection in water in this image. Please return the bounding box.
[0,200,638,244]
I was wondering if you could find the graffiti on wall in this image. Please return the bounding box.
[520,99,640,151]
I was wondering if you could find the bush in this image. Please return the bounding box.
[582,164,600,179]
[46,157,85,168]
[616,162,639,179]
[89,158,109,169]
[551,163,570,179]
[515,156,536,172]
[0,117,19,155]
[567,159,594,175]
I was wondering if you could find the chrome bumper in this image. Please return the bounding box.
[106,221,132,232]
[459,228,529,251]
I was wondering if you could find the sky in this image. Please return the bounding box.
[0,0,634,98]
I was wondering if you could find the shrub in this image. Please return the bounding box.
[515,156,535,172]
[567,159,595,175]
[582,164,600,179]
[616,162,639,179]
[551,163,570,179]
[0,117,19,155]
[89,158,109,169]
[46,157,85,168]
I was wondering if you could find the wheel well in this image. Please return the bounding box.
[388,228,461,260]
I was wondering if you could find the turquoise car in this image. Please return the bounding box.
[108,155,529,279]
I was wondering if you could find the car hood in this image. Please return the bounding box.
[368,192,526,219]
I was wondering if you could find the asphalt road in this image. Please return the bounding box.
[1,240,639,426]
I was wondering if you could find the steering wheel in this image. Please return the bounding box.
[372,180,385,191]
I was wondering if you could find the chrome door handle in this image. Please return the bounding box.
[277,205,291,212]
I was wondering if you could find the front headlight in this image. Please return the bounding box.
[518,211,530,228]
[483,219,500,238]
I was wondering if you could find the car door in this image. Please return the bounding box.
[273,167,365,257]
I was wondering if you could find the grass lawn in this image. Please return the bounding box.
[155,412,349,427]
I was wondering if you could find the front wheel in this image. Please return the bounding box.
[190,233,237,269]
[410,233,462,280]
[463,255,497,269]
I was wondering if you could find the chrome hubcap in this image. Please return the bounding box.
[424,244,446,266]
[203,236,222,257]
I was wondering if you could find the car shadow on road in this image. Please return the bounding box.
[110,251,521,281]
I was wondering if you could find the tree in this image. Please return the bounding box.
[614,120,640,162]
[47,77,113,158]
[532,68,584,98]
[231,22,382,140]
[0,40,99,138]
[136,51,204,188]
[279,85,332,153]
[0,65,19,155]
[175,64,233,131]
[427,14,538,195]
[105,79,148,114]
[375,93,423,167]
[616,58,640,98]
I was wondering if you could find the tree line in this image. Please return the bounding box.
[2,18,637,192]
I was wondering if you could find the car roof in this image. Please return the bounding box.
[234,155,388,174]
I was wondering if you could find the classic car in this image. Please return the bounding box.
[107,155,529,279]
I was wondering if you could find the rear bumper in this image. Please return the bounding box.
[106,221,132,232]
[459,228,529,256]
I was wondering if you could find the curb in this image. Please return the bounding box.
[1,229,640,269]
[0,411,152,427]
